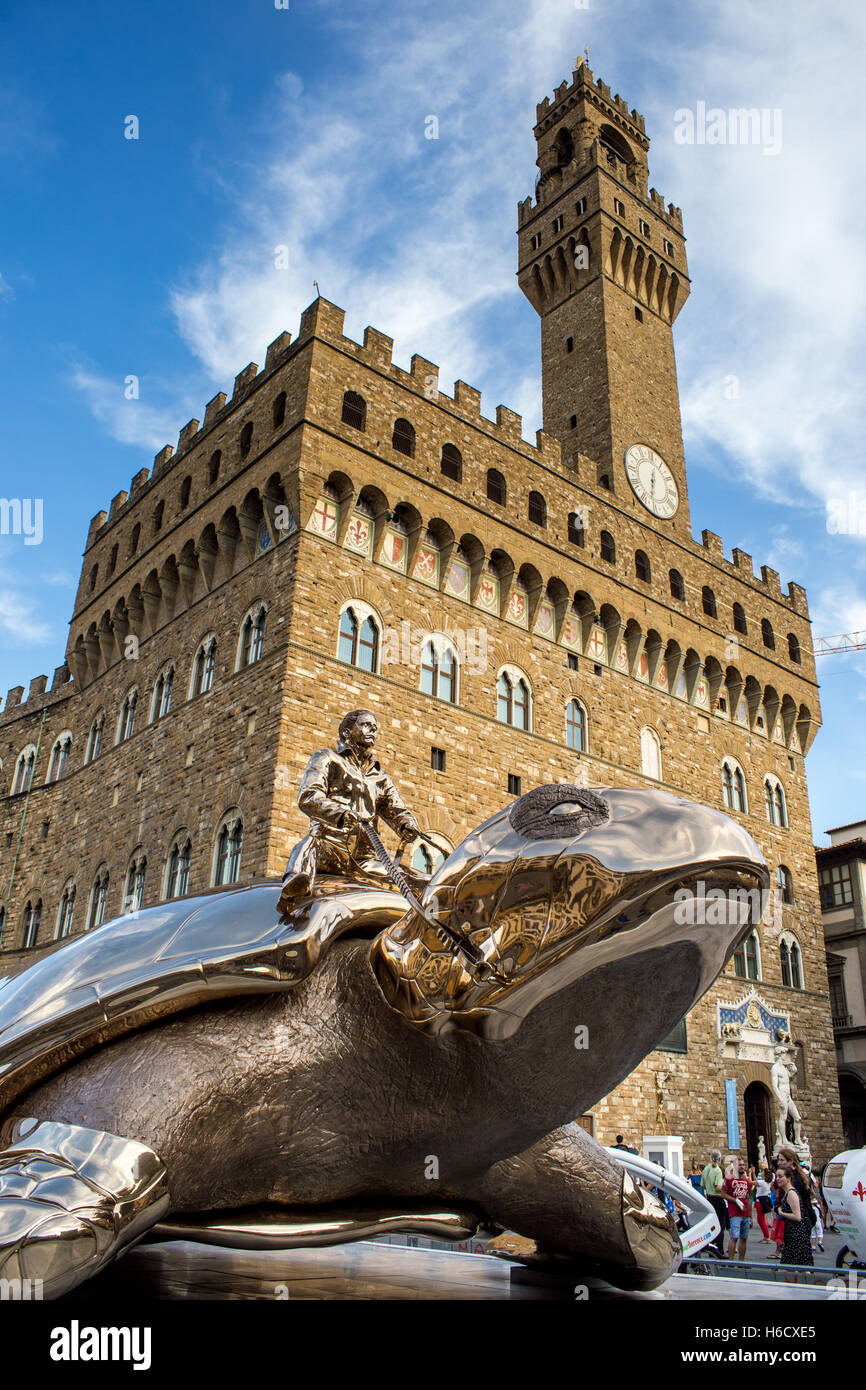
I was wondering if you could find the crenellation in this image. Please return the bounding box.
[453,381,482,416]
[732,547,753,576]
[108,490,128,523]
[153,445,174,477]
[788,581,809,616]
[701,529,724,558]
[4,687,23,711]
[129,468,150,500]
[495,405,522,439]
[361,325,394,368]
[177,419,200,452]
[203,392,228,430]
[410,354,438,391]
[232,363,259,399]
[51,664,71,693]
[86,511,107,546]
[27,675,47,702]
[761,564,782,597]
[298,297,345,343]
[265,330,293,370]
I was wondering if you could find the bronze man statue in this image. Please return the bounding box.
[276,709,420,915]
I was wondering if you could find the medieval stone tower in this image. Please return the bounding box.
[518,61,691,536]
[0,60,844,1167]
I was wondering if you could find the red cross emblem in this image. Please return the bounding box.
[853,1182,866,1202]
[313,499,336,533]
[589,630,604,658]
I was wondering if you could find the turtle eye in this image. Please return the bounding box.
[509,784,610,840]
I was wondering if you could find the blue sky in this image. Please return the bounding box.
[1,0,864,843]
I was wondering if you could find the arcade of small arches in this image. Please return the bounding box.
[0,812,246,953]
[335,395,805,670]
[70,474,291,690]
[309,470,815,756]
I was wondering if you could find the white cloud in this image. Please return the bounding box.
[0,272,13,303]
[0,582,53,646]
[70,366,197,452]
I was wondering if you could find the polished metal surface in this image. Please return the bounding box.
[0,767,768,1300]
[0,1118,168,1298]
[149,1202,481,1250]
[371,782,769,1037]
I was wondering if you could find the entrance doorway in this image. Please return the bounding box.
[744,1081,773,1170]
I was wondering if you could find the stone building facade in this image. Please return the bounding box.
[0,61,843,1167]
[817,820,866,1148]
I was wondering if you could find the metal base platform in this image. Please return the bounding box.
[67,1240,842,1301]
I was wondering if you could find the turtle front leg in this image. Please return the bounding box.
[475,1122,680,1292]
[0,1117,169,1298]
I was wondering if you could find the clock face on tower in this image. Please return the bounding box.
[624,444,679,519]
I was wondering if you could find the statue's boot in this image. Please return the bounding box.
[277,872,312,917]
[0,1118,169,1298]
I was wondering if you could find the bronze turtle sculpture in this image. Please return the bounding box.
[0,784,768,1297]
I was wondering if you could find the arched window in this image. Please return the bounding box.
[568,512,585,546]
[776,864,794,904]
[440,443,462,482]
[635,550,651,583]
[22,898,42,950]
[566,699,587,752]
[191,637,217,697]
[487,469,506,505]
[272,391,287,429]
[130,522,141,555]
[117,688,137,743]
[151,666,174,722]
[764,776,787,828]
[669,569,685,601]
[55,881,76,940]
[409,835,449,877]
[208,450,221,485]
[46,733,72,783]
[166,837,192,899]
[528,491,547,526]
[240,421,254,459]
[497,670,531,730]
[780,936,803,990]
[214,815,243,886]
[88,563,98,592]
[787,633,801,663]
[733,603,747,635]
[179,475,192,509]
[238,605,266,669]
[337,605,379,673]
[721,758,748,814]
[733,930,760,980]
[341,390,367,431]
[87,868,110,930]
[123,852,147,913]
[761,618,775,650]
[598,471,613,491]
[11,746,37,795]
[153,500,164,533]
[392,418,415,457]
[85,713,104,765]
[420,639,458,703]
[702,586,717,618]
[640,726,662,780]
[109,543,118,574]
[600,530,616,563]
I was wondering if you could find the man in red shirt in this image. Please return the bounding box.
[722,1158,756,1260]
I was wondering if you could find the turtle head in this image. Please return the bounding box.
[370,783,769,1039]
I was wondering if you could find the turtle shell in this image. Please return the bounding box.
[0,879,405,1118]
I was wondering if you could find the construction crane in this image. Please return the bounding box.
[814,631,866,656]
